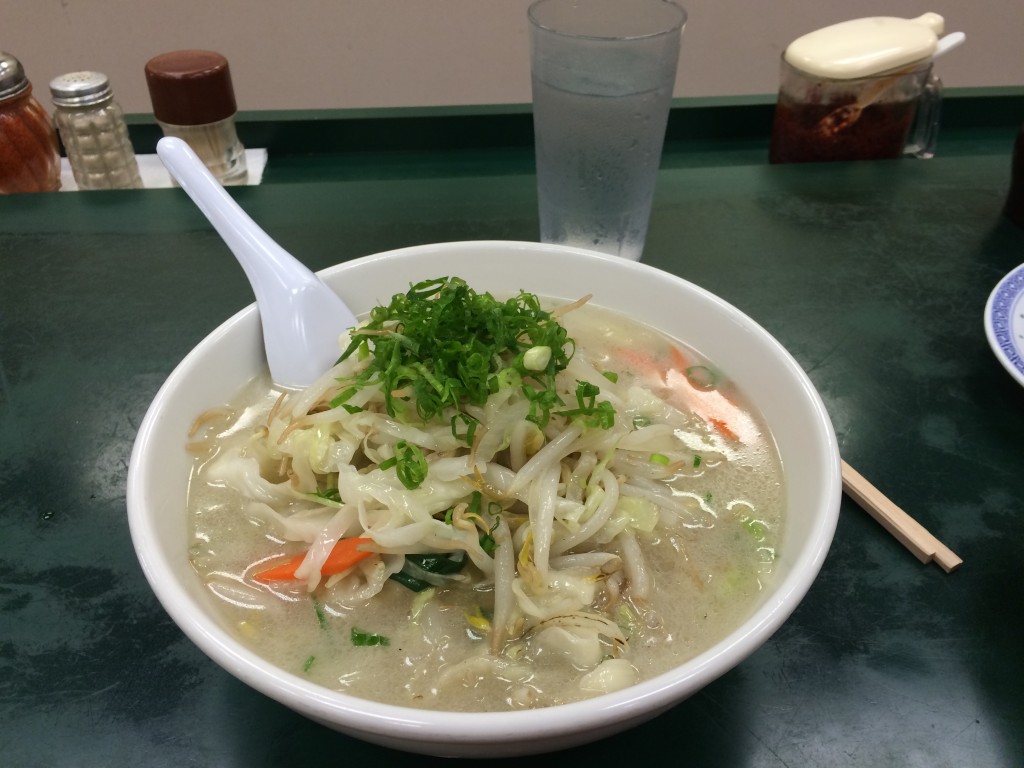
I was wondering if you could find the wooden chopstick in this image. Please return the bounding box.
[841,460,963,573]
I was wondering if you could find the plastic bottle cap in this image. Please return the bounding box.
[50,71,113,107]
[144,50,238,125]
[0,51,30,100]
[784,13,945,79]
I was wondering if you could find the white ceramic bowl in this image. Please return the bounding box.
[127,240,841,757]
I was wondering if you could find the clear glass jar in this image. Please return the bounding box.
[769,58,941,164]
[144,50,247,185]
[50,71,143,190]
[0,51,61,194]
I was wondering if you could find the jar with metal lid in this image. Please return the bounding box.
[0,50,61,194]
[144,50,247,185]
[50,71,143,190]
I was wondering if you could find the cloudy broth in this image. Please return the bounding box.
[187,302,784,712]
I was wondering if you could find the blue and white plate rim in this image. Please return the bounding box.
[984,261,1024,388]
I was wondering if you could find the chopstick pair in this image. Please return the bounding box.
[841,460,963,573]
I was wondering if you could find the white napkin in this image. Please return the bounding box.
[59,148,268,191]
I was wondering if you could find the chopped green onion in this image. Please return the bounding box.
[685,365,718,391]
[309,487,343,505]
[479,532,497,556]
[559,381,615,429]
[523,384,563,428]
[335,277,577,437]
[397,441,428,489]
[602,370,619,383]
[303,655,316,672]
[693,455,702,468]
[381,440,428,490]
[312,597,328,630]
[451,412,479,444]
[650,453,670,465]
[743,518,767,540]
[328,386,359,409]
[351,627,390,647]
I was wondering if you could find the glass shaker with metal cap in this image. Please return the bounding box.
[0,50,61,194]
[144,50,248,185]
[50,71,143,190]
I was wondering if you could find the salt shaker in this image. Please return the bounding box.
[49,71,143,190]
[0,50,61,194]
[144,50,247,185]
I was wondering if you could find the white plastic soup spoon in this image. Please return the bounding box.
[157,137,357,390]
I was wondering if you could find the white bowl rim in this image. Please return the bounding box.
[127,239,841,749]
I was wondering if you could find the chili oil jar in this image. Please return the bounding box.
[144,50,247,185]
[50,71,143,190]
[769,14,954,164]
[0,50,61,194]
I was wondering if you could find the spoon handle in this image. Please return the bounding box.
[157,137,358,389]
[157,137,321,297]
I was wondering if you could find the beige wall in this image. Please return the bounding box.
[4,1,1021,115]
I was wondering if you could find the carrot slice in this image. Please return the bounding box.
[613,347,664,378]
[708,417,739,442]
[669,345,690,373]
[253,537,375,583]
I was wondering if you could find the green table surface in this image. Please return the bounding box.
[3,95,1024,766]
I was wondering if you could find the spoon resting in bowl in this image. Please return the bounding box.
[157,137,358,390]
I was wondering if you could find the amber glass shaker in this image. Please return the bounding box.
[0,51,61,194]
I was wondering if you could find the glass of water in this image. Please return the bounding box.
[528,0,687,261]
